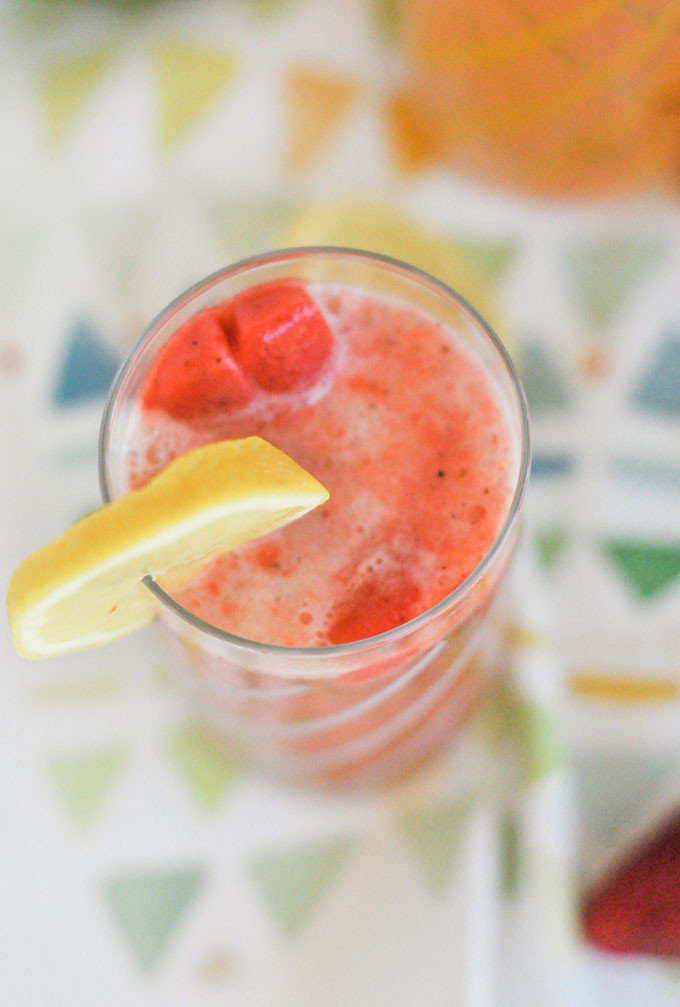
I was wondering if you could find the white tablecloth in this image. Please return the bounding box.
[2,2,680,1004]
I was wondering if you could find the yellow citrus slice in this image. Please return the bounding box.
[7,437,329,659]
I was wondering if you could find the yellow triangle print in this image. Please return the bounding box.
[42,49,116,149]
[280,201,510,346]
[285,67,360,172]
[153,41,239,151]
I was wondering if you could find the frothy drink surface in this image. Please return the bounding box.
[128,282,515,647]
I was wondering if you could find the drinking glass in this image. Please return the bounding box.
[100,248,530,787]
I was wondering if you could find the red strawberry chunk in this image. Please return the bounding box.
[228,280,334,393]
[583,808,680,957]
[142,308,252,420]
[327,572,423,645]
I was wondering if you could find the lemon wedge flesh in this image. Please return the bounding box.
[7,437,329,658]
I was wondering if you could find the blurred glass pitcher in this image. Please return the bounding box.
[395,0,680,198]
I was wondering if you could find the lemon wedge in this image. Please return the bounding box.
[7,437,329,659]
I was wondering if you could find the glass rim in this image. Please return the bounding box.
[99,245,531,660]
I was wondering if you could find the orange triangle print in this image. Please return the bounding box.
[385,88,439,174]
[285,67,360,172]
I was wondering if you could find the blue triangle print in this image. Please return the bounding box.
[531,453,574,479]
[53,318,120,407]
[633,331,680,418]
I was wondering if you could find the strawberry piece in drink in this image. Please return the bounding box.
[228,280,334,393]
[142,309,253,420]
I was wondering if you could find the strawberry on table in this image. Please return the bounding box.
[583,809,680,958]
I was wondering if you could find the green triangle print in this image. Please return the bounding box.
[53,318,120,407]
[523,703,562,785]
[485,680,562,787]
[603,540,680,601]
[47,746,125,828]
[500,811,521,898]
[518,343,570,412]
[241,0,298,15]
[250,835,355,937]
[399,796,475,894]
[42,49,116,148]
[452,238,517,288]
[633,331,680,417]
[168,724,239,811]
[153,41,239,151]
[373,0,403,41]
[535,528,567,571]
[205,197,292,260]
[565,235,664,332]
[103,867,204,973]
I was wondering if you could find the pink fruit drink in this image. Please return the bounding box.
[103,251,528,786]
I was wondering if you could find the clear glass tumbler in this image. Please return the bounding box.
[100,248,530,788]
